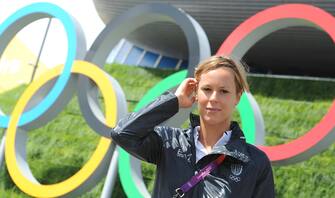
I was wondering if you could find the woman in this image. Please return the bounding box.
[111,55,275,197]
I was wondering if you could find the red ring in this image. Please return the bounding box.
[216,4,335,163]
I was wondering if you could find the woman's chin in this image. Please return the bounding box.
[202,116,223,125]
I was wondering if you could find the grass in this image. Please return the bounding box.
[0,63,334,197]
[248,77,335,198]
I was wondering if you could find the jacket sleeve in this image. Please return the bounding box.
[252,156,275,198]
[110,92,179,164]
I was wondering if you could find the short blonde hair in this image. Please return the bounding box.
[194,55,249,93]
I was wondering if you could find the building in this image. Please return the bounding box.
[94,0,335,78]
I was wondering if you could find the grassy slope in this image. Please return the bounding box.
[0,63,334,197]
[250,78,335,198]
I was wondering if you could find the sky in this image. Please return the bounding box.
[0,0,105,68]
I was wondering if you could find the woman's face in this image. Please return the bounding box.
[196,67,241,126]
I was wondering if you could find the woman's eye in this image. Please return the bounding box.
[221,90,229,93]
[202,87,211,91]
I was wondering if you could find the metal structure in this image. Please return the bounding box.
[93,0,335,78]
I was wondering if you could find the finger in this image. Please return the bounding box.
[191,96,196,103]
[185,86,195,96]
[185,83,196,91]
[178,78,197,95]
[185,78,197,83]
[187,78,197,84]
[180,78,193,88]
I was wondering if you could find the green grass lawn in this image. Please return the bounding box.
[0,63,334,197]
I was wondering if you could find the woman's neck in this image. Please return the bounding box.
[199,118,231,152]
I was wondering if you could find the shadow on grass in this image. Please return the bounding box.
[248,77,335,101]
[141,67,176,78]
[35,164,80,184]
[107,63,176,78]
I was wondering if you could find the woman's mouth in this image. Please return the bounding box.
[206,107,221,112]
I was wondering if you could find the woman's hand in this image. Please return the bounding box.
[175,78,197,108]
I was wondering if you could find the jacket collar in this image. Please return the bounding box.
[190,113,250,163]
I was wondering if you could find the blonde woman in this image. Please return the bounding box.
[111,55,275,197]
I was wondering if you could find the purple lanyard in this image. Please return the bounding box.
[173,154,226,198]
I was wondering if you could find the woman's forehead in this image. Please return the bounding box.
[198,68,235,86]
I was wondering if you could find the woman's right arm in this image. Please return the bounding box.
[110,92,179,164]
[110,78,197,164]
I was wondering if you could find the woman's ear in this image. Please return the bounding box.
[235,91,242,106]
[194,85,199,101]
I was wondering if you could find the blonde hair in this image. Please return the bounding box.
[194,55,249,93]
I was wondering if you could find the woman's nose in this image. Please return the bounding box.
[209,91,220,101]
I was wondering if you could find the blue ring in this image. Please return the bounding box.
[0,2,77,127]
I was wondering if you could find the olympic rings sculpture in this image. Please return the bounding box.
[0,2,334,197]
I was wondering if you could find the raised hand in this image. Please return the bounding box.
[175,78,197,108]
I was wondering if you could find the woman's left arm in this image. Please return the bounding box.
[252,156,275,198]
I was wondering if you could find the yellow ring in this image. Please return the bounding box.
[5,60,116,197]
